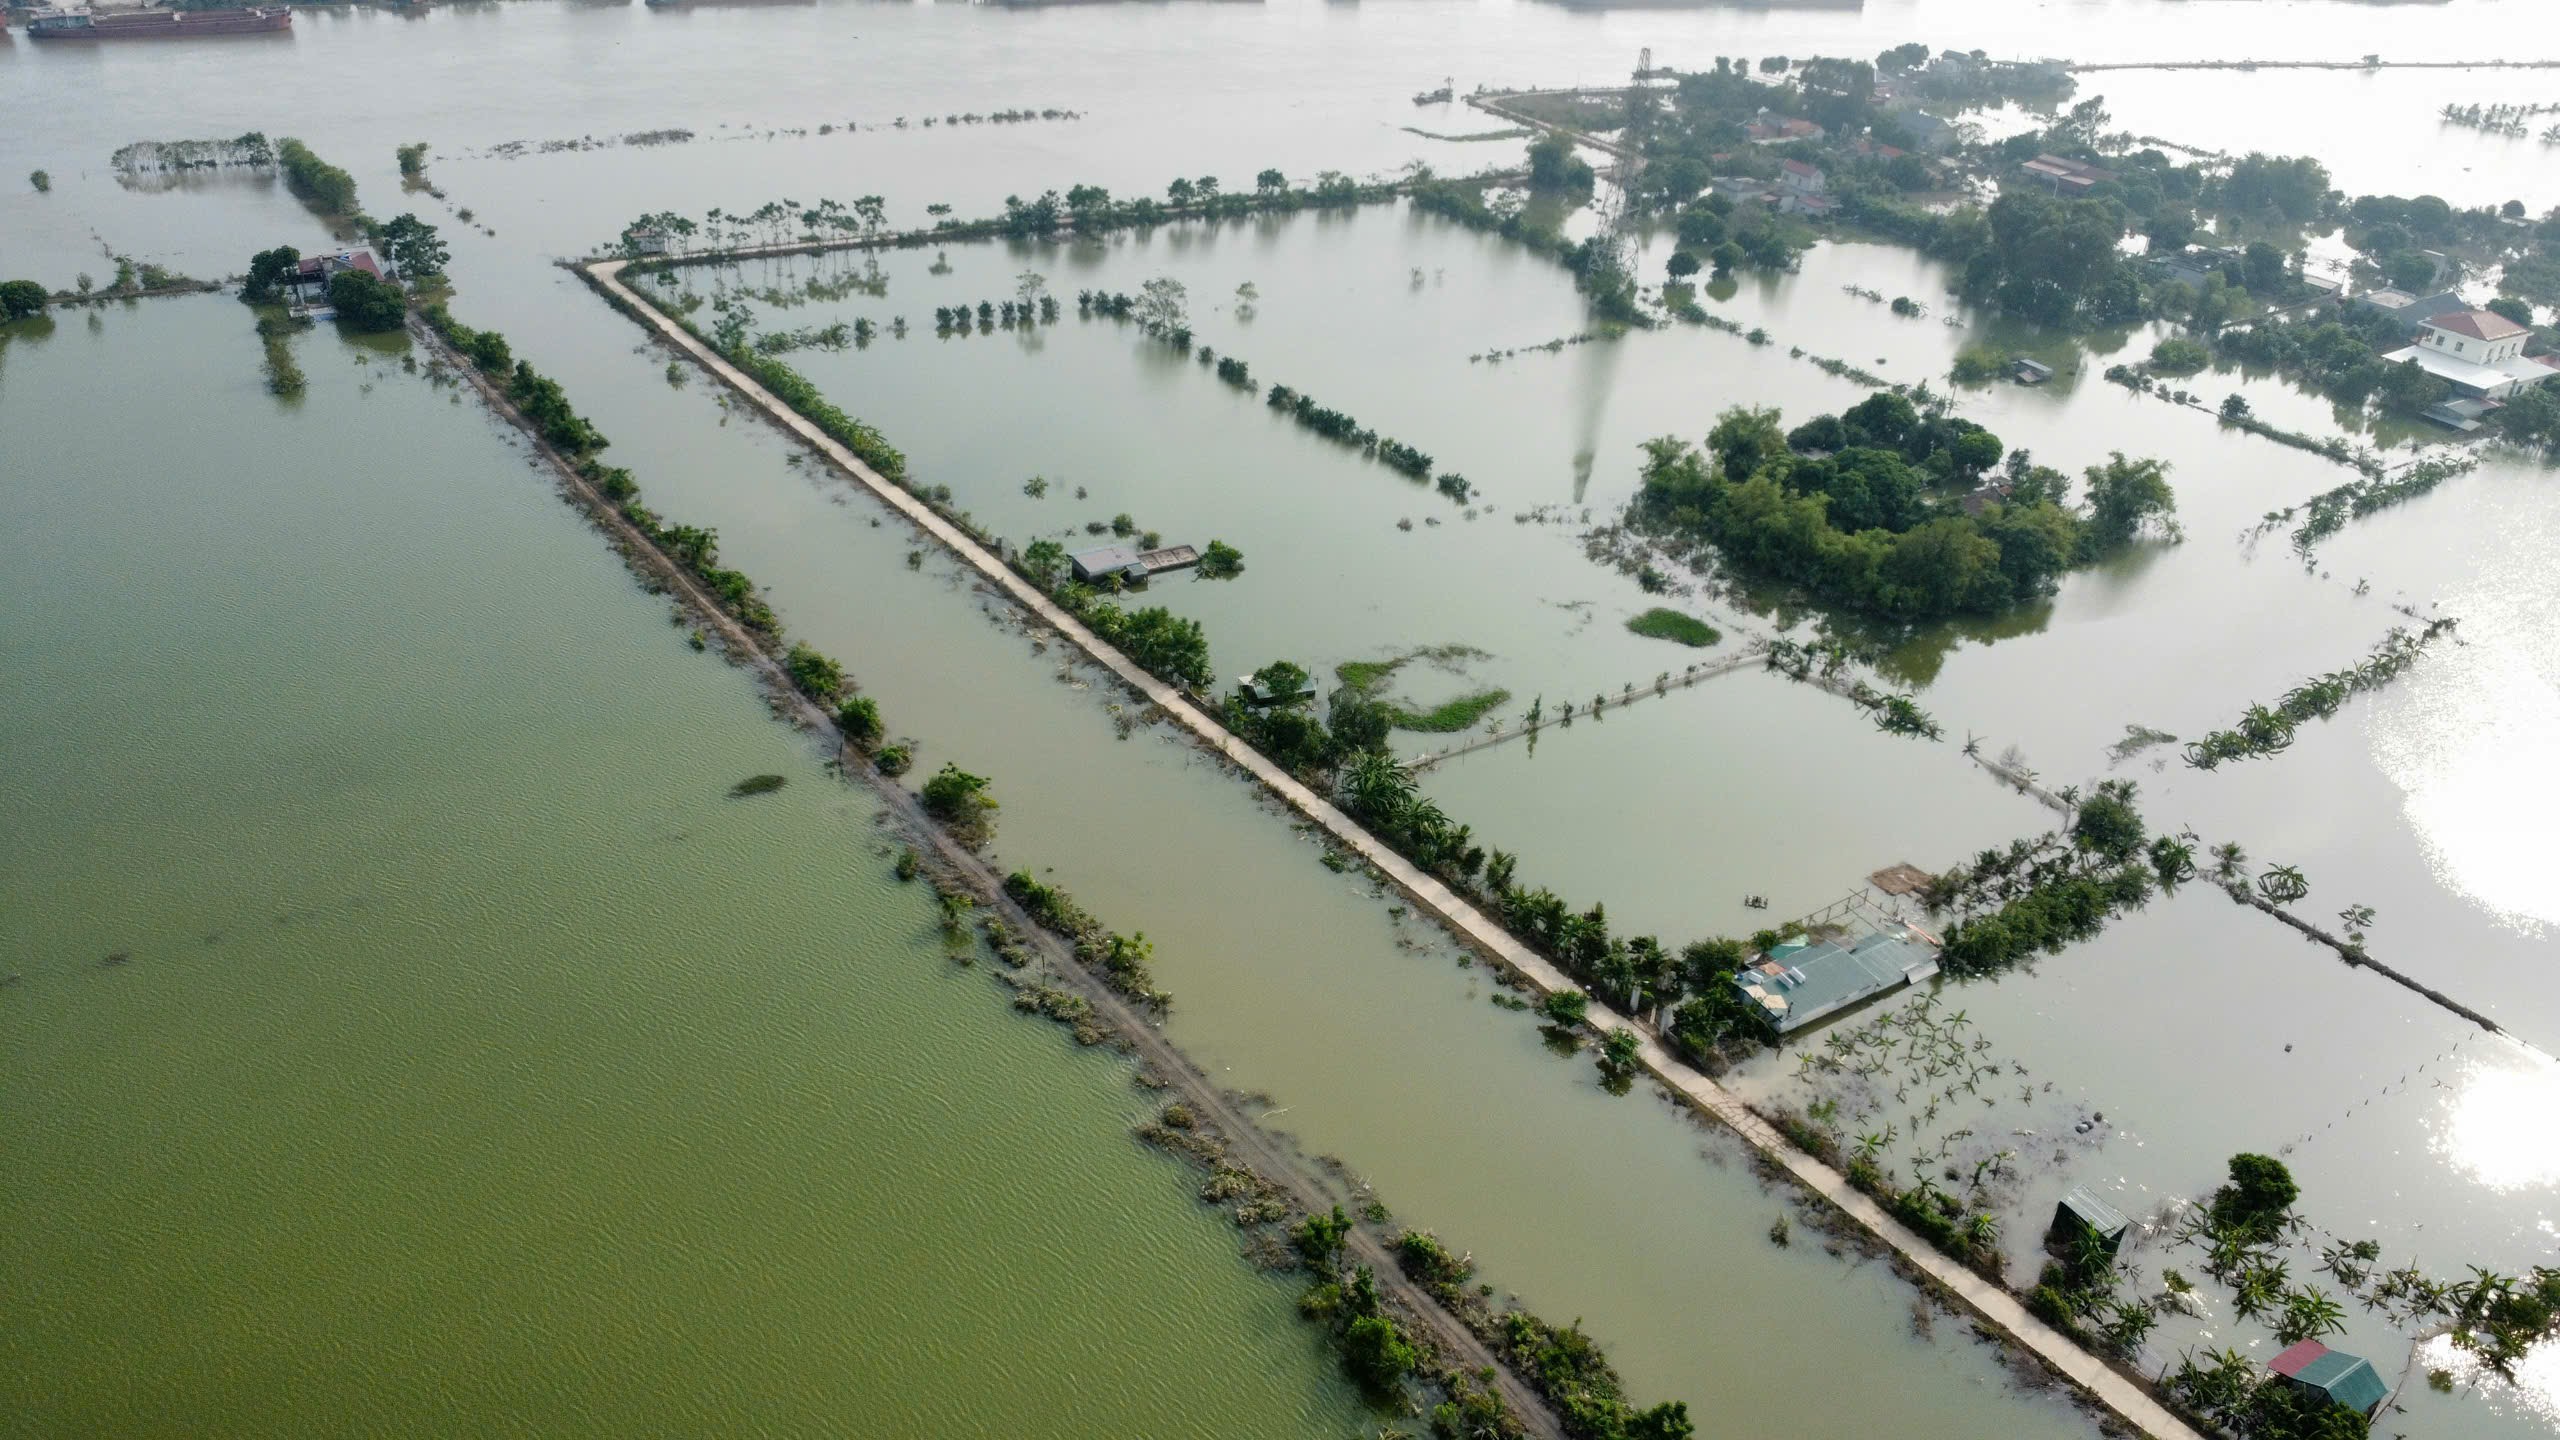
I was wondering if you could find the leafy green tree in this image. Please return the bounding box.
[1292,1205,1352,1266]
[1340,1314,1417,1388]
[1020,538,1068,588]
[0,279,48,322]
[326,268,407,331]
[1250,660,1309,702]
[242,246,301,304]
[1527,132,1595,192]
[2484,296,2533,327]
[837,695,883,749]
[27,170,50,193]
[1135,276,1189,336]
[2211,1153,2299,1240]
[2219,152,2332,224]
[2383,250,2437,291]
[1706,405,1788,480]
[1327,688,1392,755]
[2079,452,2177,554]
[2070,783,2146,861]
[374,213,449,280]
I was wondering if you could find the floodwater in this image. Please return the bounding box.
[4,0,2556,1436]
[0,301,1372,1437]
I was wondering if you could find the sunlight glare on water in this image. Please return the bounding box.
[2435,1048,2560,1195]
[2426,1327,2560,1434]
[2368,531,2560,935]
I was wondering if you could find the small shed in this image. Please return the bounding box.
[1238,668,1318,707]
[2046,1186,2129,1260]
[2268,1340,2389,1419]
[2011,357,2055,385]
[1068,543,1146,585]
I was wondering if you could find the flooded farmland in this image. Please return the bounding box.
[5,1,2556,1436]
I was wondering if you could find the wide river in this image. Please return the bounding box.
[4,1,2555,1436]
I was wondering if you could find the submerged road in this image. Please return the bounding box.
[588,257,2207,1440]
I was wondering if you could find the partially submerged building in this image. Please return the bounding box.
[2267,1341,2390,1420]
[286,248,389,311]
[1067,542,1202,585]
[2346,287,2467,339]
[2382,309,2559,400]
[1732,923,1941,1037]
[2046,1186,2130,1261]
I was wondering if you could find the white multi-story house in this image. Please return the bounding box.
[2382,309,2557,399]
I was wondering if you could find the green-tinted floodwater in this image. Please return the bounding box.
[0,299,1368,1437]
[5,1,2558,1435]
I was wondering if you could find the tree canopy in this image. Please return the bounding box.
[1637,403,2174,623]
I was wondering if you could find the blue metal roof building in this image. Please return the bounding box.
[2269,1340,2389,1419]
[1731,925,1941,1036]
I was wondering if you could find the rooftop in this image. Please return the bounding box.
[2056,1185,2129,1238]
[1734,925,1940,1036]
[2382,342,2556,394]
[2269,1341,2390,1415]
[2022,153,2112,184]
[2425,309,2529,343]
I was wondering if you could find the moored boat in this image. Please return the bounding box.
[27,6,292,38]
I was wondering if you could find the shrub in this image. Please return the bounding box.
[783,644,844,702]
[920,762,998,846]
[1625,608,1718,647]
[1198,539,1244,579]
[2148,336,2211,375]
[1341,1314,1417,1389]
[837,695,883,748]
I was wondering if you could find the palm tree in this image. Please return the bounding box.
[2256,864,2309,906]
[2209,841,2248,881]
[1339,751,1409,820]
[2276,1285,2348,1343]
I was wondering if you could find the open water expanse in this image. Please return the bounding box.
[4,1,2556,1435]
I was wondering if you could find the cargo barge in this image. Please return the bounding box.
[25,6,292,38]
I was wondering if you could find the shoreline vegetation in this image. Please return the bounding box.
[568,125,2531,1427]
[585,251,2224,1440]
[414,294,1615,1440]
[581,249,2304,1434]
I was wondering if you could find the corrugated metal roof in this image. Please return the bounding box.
[2268,1340,2329,1379]
[2271,1341,2387,1413]
[2057,1185,2128,1236]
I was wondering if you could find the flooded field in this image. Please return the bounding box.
[0,299,1374,1436]
[5,0,2555,1435]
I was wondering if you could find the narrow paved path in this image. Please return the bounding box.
[589,259,2205,1440]
[426,307,1568,1437]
